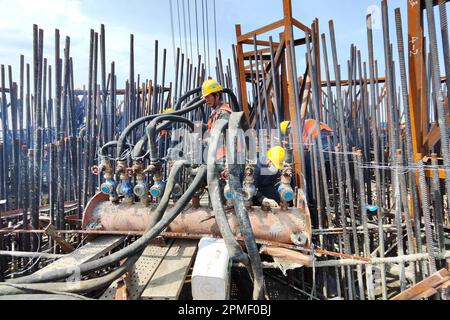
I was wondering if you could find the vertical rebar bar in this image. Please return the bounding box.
[425,0,450,223]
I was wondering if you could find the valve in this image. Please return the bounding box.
[126,168,135,178]
[242,183,256,201]
[120,180,134,198]
[278,184,294,202]
[278,165,294,208]
[91,165,100,176]
[101,178,116,195]
[172,183,183,198]
[224,183,233,201]
[133,181,149,198]
[150,180,166,198]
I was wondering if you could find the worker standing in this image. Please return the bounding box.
[202,79,232,130]
[202,79,233,163]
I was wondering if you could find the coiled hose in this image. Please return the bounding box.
[0,251,142,295]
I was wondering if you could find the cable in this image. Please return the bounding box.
[207,118,250,267]
[187,0,193,61]
[214,0,218,58]
[169,0,177,70]
[195,0,200,59]
[205,0,211,76]
[201,0,207,73]
[176,0,183,54]
[0,252,142,295]
[182,0,188,58]
[227,112,265,300]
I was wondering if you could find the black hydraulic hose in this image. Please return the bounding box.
[7,166,207,284]
[147,160,190,228]
[222,88,241,112]
[0,252,142,295]
[99,140,118,157]
[0,294,92,301]
[131,121,176,159]
[115,95,203,159]
[226,112,264,300]
[146,115,195,163]
[174,87,201,111]
[207,118,250,266]
[131,137,147,159]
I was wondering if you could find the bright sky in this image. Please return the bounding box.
[0,0,416,90]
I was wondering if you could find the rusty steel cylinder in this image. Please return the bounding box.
[83,193,311,246]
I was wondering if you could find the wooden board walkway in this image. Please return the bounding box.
[34,236,125,276]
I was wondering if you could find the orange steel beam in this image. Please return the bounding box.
[237,19,285,43]
[234,0,315,188]
[313,18,323,121]
[235,24,250,121]
[408,0,449,183]
[240,39,280,47]
[408,0,427,159]
[292,18,311,33]
[283,0,303,188]
[243,48,273,59]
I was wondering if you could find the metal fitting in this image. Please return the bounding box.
[150,180,166,198]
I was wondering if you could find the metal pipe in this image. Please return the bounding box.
[314,251,450,268]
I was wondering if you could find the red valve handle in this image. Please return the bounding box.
[91,165,100,176]
[126,168,135,178]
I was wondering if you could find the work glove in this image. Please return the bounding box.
[262,197,280,208]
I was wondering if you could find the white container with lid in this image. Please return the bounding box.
[191,237,231,300]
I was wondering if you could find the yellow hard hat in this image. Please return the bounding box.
[280,121,291,135]
[163,108,174,114]
[267,146,286,170]
[201,79,223,98]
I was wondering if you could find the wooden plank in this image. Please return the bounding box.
[34,236,124,275]
[100,239,174,300]
[391,269,450,300]
[141,239,198,300]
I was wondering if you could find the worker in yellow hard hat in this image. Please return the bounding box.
[202,79,232,131]
[280,121,291,136]
[252,146,287,208]
[279,120,292,149]
[201,79,233,162]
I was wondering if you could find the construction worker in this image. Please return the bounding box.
[202,79,233,162]
[302,119,334,151]
[280,119,334,152]
[202,79,232,130]
[280,120,292,149]
[253,146,288,208]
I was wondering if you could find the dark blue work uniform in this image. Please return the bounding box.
[252,160,281,205]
